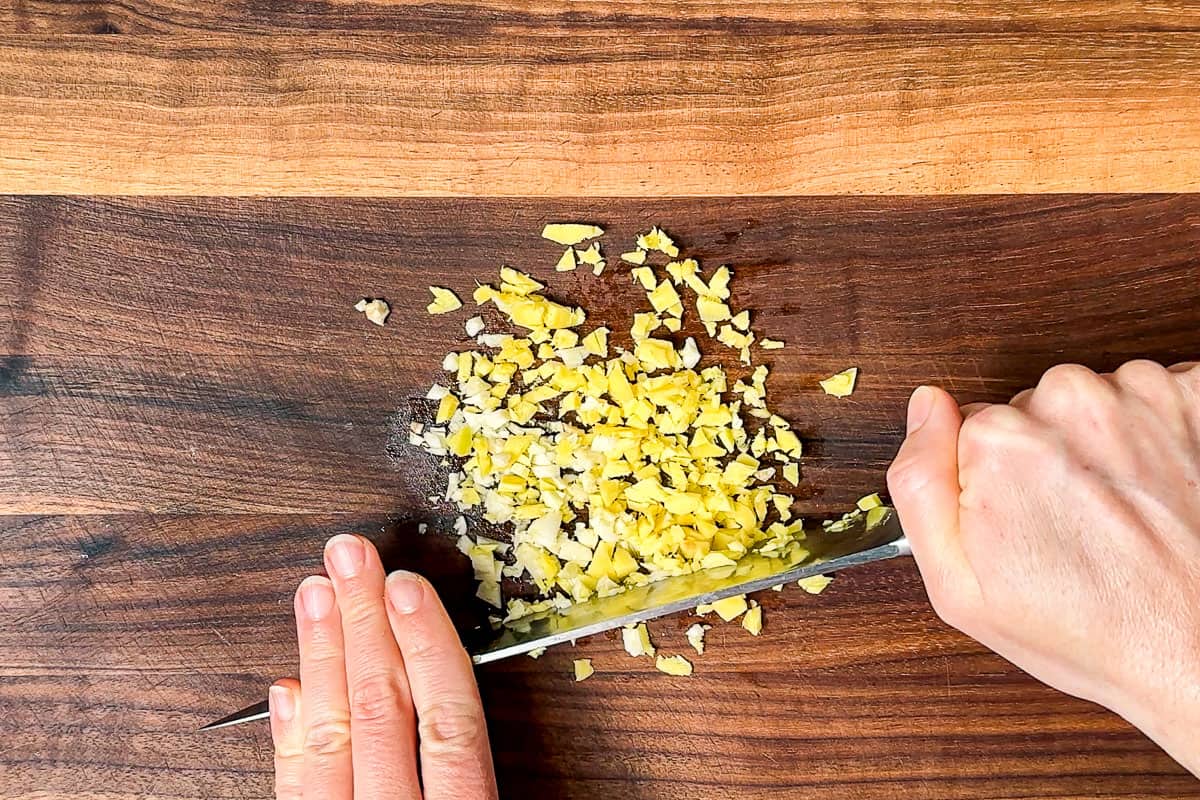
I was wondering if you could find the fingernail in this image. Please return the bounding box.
[326,534,365,579]
[907,386,936,434]
[299,576,335,620]
[269,685,295,723]
[386,571,425,615]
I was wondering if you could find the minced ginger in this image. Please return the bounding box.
[409,224,851,672]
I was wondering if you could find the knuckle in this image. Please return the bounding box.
[885,455,925,498]
[1039,363,1099,393]
[1033,364,1109,416]
[959,404,1024,450]
[418,699,486,754]
[1114,358,1167,385]
[349,673,407,723]
[303,718,351,757]
[273,737,305,761]
[339,598,383,631]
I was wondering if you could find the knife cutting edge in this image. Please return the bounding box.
[202,507,907,731]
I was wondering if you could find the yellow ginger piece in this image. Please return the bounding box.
[647,280,681,314]
[573,658,595,681]
[696,296,730,323]
[622,623,656,657]
[798,575,833,594]
[698,594,748,622]
[636,226,679,257]
[581,327,609,357]
[782,463,800,486]
[630,266,656,290]
[819,367,858,398]
[577,243,605,276]
[856,493,883,511]
[655,654,693,676]
[542,223,603,245]
[555,248,578,272]
[741,604,763,635]
[686,623,709,655]
[427,287,462,314]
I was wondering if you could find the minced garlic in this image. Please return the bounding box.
[355,298,390,326]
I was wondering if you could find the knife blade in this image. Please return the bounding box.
[202,508,906,730]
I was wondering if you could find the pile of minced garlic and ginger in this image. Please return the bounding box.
[391,223,866,679]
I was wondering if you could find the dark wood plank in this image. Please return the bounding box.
[1,35,1199,195]
[3,196,1198,357]
[2,195,1199,514]
[2,195,1199,797]
[7,351,1200,517]
[5,0,1200,35]
[1,514,1196,800]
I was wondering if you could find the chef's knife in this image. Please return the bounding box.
[202,508,906,731]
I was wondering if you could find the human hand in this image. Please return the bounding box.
[268,534,499,799]
[887,361,1200,776]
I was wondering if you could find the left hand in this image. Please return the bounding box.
[268,534,499,800]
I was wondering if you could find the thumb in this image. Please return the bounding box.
[887,386,978,619]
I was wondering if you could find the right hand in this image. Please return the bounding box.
[887,361,1200,776]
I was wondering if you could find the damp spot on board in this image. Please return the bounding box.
[80,534,119,560]
[0,355,30,393]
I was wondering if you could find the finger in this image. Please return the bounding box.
[1166,361,1198,373]
[324,534,421,800]
[385,572,498,800]
[1008,388,1034,408]
[295,576,354,800]
[887,386,980,622]
[959,402,993,418]
[270,679,304,800]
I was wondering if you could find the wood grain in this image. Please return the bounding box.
[2,195,1199,798]
[1,34,1198,195]
[2,515,1197,800]
[4,195,1198,358]
[7,0,1200,35]
[2,196,1198,515]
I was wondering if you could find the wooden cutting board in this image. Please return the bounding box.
[2,4,1200,799]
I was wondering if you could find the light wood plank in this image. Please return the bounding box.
[6,0,1200,34]
[1,34,1198,195]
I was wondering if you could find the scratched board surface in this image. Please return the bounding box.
[1,196,1199,799]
